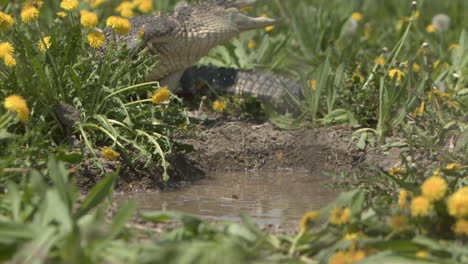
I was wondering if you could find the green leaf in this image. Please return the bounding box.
[75,171,117,219]
[141,211,202,232]
[109,200,138,239]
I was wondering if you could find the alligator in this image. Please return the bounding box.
[101,0,302,103]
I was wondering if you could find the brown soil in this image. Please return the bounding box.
[77,113,424,192]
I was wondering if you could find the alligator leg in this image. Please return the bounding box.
[156,70,185,91]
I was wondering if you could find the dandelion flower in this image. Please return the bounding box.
[398,189,410,208]
[447,186,468,218]
[328,249,367,264]
[344,232,359,241]
[299,210,320,232]
[0,12,15,30]
[213,100,226,112]
[421,176,447,201]
[101,147,120,160]
[80,10,98,29]
[388,69,404,82]
[151,86,170,103]
[106,16,131,34]
[3,54,16,67]
[416,250,428,259]
[411,196,432,217]
[432,14,450,32]
[308,80,317,92]
[56,11,67,18]
[351,12,363,22]
[87,31,105,48]
[374,57,385,66]
[445,163,461,171]
[388,215,408,231]
[38,36,51,52]
[4,95,30,123]
[116,1,134,18]
[134,0,152,13]
[413,101,425,117]
[389,167,404,176]
[23,0,44,8]
[426,24,436,33]
[21,6,40,23]
[330,207,351,225]
[453,219,468,236]
[0,42,14,58]
[412,63,420,72]
[264,25,275,32]
[247,40,256,49]
[61,0,79,11]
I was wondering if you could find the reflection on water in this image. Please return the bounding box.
[116,171,339,225]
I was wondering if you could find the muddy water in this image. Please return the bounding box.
[116,171,339,225]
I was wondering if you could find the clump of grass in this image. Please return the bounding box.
[0,0,188,181]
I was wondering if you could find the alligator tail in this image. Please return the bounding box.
[179,66,302,104]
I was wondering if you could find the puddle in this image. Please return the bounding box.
[116,171,339,225]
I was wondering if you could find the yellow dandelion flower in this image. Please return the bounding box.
[395,20,404,31]
[388,215,408,231]
[133,0,152,13]
[413,11,420,20]
[412,63,420,72]
[0,42,14,58]
[330,207,351,225]
[389,167,404,176]
[411,196,433,217]
[213,100,226,112]
[56,11,67,18]
[116,1,134,18]
[23,0,43,8]
[352,72,364,83]
[308,80,317,92]
[38,36,51,52]
[374,57,385,66]
[351,12,363,22]
[398,189,411,208]
[447,100,460,109]
[328,249,367,264]
[421,176,447,202]
[21,6,40,23]
[0,12,15,31]
[426,24,436,33]
[106,16,131,34]
[328,251,347,264]
[447,186,468,218]
[60,0,79,11]
[101,147,120,160]
[265,25,275,32]
[413,101,425,117]
[448,44,460,51]
[3,54,16,67]
[453,219,468,236]
[87,31,105,48]
[388,69,404,82]
[247,40,256,49]
[80,10,98,29]
[4,95,30,123]
[416,250,428,259]
[445,163,461,171]
[299,210,320,232]
[344,232,359,241]
[151,86,171,103]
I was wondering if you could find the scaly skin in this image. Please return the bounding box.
[101,0,277,90]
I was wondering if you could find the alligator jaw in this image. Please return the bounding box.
[228,0,278,31]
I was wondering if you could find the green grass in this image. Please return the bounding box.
[0,0,467,263]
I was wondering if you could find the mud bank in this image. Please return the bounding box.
[77,115,420,192]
